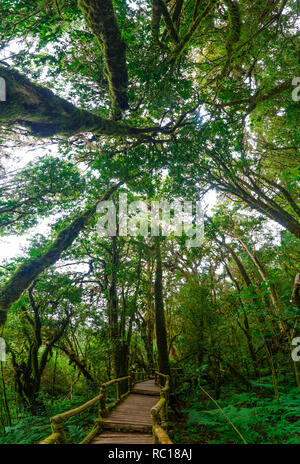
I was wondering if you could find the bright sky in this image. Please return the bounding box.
[0,32,280,266]
[0,145,61,264]
[0,38,217,265]
[0,140,218,264]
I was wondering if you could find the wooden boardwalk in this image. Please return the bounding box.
[40,374,172,445]
[133,379,160,396]
[91,379,160,444]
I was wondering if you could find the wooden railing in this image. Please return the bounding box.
[40,375,133,444]
[40,370,173,445]
[151,371,173,444]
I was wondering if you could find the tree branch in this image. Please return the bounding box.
[158,0,179,43]
[170,0,217,64]
[78,0,129,118]
[0,183,120,327]
[0,66,155,138]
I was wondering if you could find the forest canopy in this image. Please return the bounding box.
[0,0,299,446]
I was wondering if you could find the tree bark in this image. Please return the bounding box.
[0,66,154,137]
[0,185,119,327]
[154,237,170,376]
[78,0,129,117]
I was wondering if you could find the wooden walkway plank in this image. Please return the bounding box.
[103,394,157,431]
[133,379,160,396]
[91,379,160,444]
[92,432,153,444]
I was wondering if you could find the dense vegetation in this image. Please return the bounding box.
[0,0,299,445]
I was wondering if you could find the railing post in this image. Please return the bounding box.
[50,417,68,444]
[100,385,106,418]
[162,397,168,430]
[151,373,173,445]
[153,425,159,444]
[130,372,135,390]
[116,381,120,401]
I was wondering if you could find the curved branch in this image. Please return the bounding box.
[170,0,217,64]
[78,0,129,118]
[158,0,179,43]
[0,66,153,138]
[0,184,120,327]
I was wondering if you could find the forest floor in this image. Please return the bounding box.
[1,374,300,444]
[0,390,106,444]
[170,374,300,444]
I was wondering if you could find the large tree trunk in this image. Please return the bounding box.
[0,185,119,327]
[108,236,129,395]
[154,237,170,377]
[144,257,155,372]
[78,0,129,118]
[109,236,122,379]
[0,66,155,138]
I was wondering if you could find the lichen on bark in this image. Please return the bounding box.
[0,66,144,137]
[220,0,241,78]
[78,0,129,118]
[0,185,119,327]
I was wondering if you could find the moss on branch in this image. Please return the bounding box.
[151,0,162,44]
[158,0,179,43]
[170,0,217,64]
[0,66,142,137]
[78,0,129,118]
[220,0,241,78]
[0,185,119,327]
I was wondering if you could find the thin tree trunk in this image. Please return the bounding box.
[154,237,170,377]
[0,185,120,327]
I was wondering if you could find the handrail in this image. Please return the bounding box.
[154,370,169,387]
[99,375,132,419]
[40,371,173,445]
[53,394,103,422]
[101,375,131,388]
[152,425,173,444]
[40,374,133,444]
[151,371,173,444]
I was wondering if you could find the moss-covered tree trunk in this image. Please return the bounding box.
[154,237,170,377]
[0,185,119,327]
[146,258,155,373]
[109,236,121,378]
[78,0,129,118]
[108,236,129,395]
[0,66,154,138]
